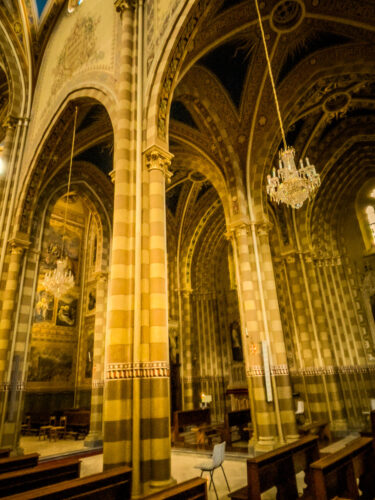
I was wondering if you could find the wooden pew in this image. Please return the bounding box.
[229,435,320,500]
[298,419,331,443]
[2,465,132,499]
[172,409,211,445]
[143,477,207,499]
[0,453,39,474]
[0,457,81,497]
[224,409,251,445]
[310,436,375,500]
[0,449,10,459]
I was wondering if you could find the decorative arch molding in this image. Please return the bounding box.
[182,197,223,290]
[17,94,115,237]
[0,19,27,119]
[28,161,113,259]
[169,149,231,224]
[145,0,211,148]
[24,83,117,169]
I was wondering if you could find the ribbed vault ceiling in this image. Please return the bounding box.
[168,0,375,269]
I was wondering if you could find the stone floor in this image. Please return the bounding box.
[19,434,361,499]
[18,436,289,499]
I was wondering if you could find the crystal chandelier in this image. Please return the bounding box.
[267,147,320,209]
[42,106,78,298]
[254,0,321,209]
[42,259,75,299]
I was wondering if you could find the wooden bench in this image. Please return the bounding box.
[143,477,207,499]
[298,419,331,443]
[172,409,211,445]
[0,456,81,497]
[2,465,132,499]
[0,453,39,474]
[229,435,320,500]
[0,449,10,459]
[310,436,375,500]
[224,409,251,445]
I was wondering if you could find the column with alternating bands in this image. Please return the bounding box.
[306,256,347,429]
[85,272,108,448]
[0,237,29,446]
[330,259,368,421]
[256,222,298,441]
[229,222,278,450]
[103,0,136,473]
[145,145,172,488]
[181,288,194,410]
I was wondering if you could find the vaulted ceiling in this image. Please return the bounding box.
[167,0,375,266]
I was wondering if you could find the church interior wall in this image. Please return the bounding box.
[2,0,375,495]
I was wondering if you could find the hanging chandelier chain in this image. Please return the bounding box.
[254,0,287,150]
[62,105,78,255]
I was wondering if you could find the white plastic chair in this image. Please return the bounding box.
[194,441,230,499]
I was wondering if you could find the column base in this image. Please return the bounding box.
[285,434,300,443]
[330,419,349,438]
[84,432,103,449]
[150,477,176,490]
[252,435,278,452]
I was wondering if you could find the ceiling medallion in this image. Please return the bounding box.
[270,0,305,33]
[323,91,351,121]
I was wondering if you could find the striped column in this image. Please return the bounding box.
[181,288,194,410]
[103,0,136,473]
[145,145,172,488]
[85,272,108,448]
[0,237,29,446]
[229,222,278,450]
[256,223,298,441]
[305,254,346,427]
[284,253,327,420]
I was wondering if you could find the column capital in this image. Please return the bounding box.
[8,234,30,254]
[144,145,173,181]
[226,217,251,238]
[114,0,137,14]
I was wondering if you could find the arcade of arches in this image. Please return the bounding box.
[0,0,375,495]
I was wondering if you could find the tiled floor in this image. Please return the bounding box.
[18,437,283,499]
[19,435,360,499]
